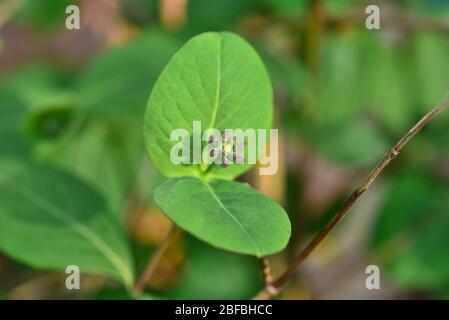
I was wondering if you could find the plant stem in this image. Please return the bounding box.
[253,96,449,300]
[134,225,177,295]
[260,257,273,285]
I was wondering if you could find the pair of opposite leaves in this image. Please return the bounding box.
[144,32,291,257]
[0,32,291,290]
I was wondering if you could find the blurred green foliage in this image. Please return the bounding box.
[15,0,80,29]
[166,236,261,299]
[372,173,449,291]
[77,31,181,119]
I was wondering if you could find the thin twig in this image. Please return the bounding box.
[253,96,449,300]
[134,225,177,295]
[260,257,273,286]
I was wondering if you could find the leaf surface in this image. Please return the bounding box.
[144,32,273,179]
[154,176,290,256]
[0,161,134,287]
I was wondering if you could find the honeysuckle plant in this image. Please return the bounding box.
[0,29,447,300]
[143,32,291,257]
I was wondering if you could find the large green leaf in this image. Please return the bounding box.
[154,177,290,256]
[0,161,134,288]
[144,32,273,180]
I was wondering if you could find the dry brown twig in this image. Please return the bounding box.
[253,96,449,300]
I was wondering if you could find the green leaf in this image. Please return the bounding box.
[371,173,449,290]
[0,161,134,288]
[78,31,180,119]
[261,0,306,15]
[359,33,413,133]
[442,290,449,300]
[16,0,80,30]
[319,34,362,122]
[0,91,30,155]
[144,32,273,180]
[154,177,290,257]
[261,48,307,109]
[306,120,388,166]
[0,64,76,140]
[38,121,143,218]
[388,217,449,290]
[372,174,444,248]
[166,236,262,299]
[0,64,75,113]
[414,32,449,128]
[186,0,259,32]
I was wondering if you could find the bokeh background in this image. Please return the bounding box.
[1,0,449,299]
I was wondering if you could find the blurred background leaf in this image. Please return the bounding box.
[77,31,180,119]
[371,173,449,291]
[164,236,262,300]
[0,160,134,288]
[15,0,80,30]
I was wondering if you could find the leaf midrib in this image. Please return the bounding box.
[200,34,222,176]
[207,33,222,131]
[202,180,261,256]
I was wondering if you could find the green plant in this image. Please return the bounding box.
[1,26,448,300]
[143,32,291,257]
